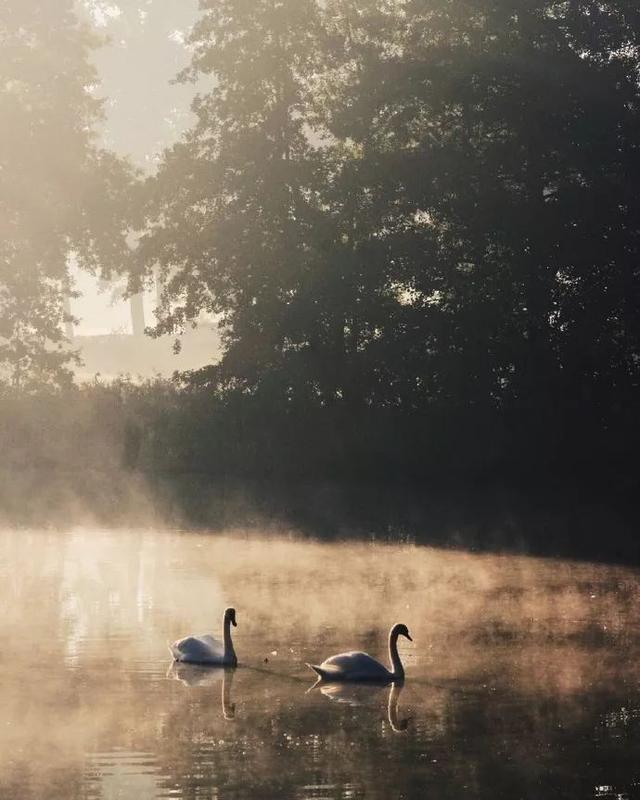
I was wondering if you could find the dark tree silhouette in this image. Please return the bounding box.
[137,0,332,401]
[133,0,640,480]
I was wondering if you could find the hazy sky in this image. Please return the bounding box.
[73,0,199,335]
[70,267,155,336]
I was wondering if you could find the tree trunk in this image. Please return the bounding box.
[63,295,74,339]
[130,292,145,337]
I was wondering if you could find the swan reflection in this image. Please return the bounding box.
[167,663,236,720]
[317,681,410,732]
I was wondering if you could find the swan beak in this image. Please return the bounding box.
[405,632,413,642]
[232,618,237,627]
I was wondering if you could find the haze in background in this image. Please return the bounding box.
[71,1,209,377]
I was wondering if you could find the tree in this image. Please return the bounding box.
[323,0,640,461]
[138,0,335,404]
[0,0,132,389]
[135,0,640,478]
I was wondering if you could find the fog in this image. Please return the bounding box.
[73,1,205,379]
[2,527,639,799]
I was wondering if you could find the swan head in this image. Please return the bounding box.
[391,623,412,642]
[225,607,237,627]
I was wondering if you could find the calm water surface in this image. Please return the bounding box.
[2,528,640,800]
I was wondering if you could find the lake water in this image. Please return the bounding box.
[1,527,640,800]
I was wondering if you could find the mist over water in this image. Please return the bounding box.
[1,527,640,799]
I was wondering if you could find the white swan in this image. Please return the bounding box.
[308,622,412,682]
[170,607,238,666]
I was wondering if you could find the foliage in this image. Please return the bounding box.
[0,0,133,389]
[135,0,640,473]
[326,0,640,450]
[136,0,337,406]
[3,0,640,485]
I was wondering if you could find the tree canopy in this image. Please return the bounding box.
[0,0,132,389]
[132,0,640,474]
[3,0,640,480]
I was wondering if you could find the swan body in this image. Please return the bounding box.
[169,635,225,664]
[170,607,238,666]
[310,651,394,681]
[308,623,412,682]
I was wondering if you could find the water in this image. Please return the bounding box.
[1,528,640,800]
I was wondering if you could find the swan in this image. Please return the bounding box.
[308,622,412,682]
[170,607,238,666]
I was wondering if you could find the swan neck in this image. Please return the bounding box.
[223,615,236,663]
[389,630,404,679]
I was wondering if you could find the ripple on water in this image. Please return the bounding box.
[62,633,171,679]
[85,750,177,800]
[296,784,339,800]
[3,528,640,800]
